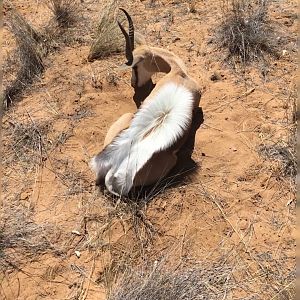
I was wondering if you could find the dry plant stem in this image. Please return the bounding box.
[88,0,123,61]
[108,257,235,300]
[80,255,96,300]
[0,201,62,272]
[2,113,50,170]
[46,0,79,28]
[198,180,265,272]
[216,0,280,68]
[269,281,294,300]
[206,88,255,113]
[4,8,44,108]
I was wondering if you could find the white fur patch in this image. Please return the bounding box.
[91,82,194,195]
[89,156,97,172]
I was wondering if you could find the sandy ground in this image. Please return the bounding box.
[1,0,297,299]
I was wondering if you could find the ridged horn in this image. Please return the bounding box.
[119,8,134,50]
[118,8,134,66]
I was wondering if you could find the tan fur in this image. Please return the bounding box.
[103,113,134,148]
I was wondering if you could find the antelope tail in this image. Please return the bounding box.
[90,82,194,196]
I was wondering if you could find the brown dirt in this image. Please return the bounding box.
[1,0,297,299]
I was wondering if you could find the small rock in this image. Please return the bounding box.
[284,19,293,26]
[20,191,30,200]
[172,37,180,43]
[239,220,248,230]
[75,251,81,258]
[210,72,222,81]
[71,230,81,236]
[282,49,288,56]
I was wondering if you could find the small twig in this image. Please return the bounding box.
[268,281,294,300]
[206,89,254,113]
[237,88,255,99]
[80,255,96,300]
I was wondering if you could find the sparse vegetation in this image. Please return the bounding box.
[215,0,280,67]
[1,0,296,298]
[80,190,155,252]
[88,0,146,62]
[46,0,79,28]
[2,116,51,169]
[109,260,235,300]
[88,0,124,61]
[258,141,296,178]
[49,158,91,195]
[3,7,44,108]
[3,0,85,109]
[258,84,296,192]
[106,241,295,300]
[2,112,80,171]
[0,200,62,272]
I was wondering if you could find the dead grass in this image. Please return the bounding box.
[80,191,155,251]
[88,0,124,62]
[47,157,91,195]
[75,177,296,300]
[3,7,44,109]
[106,241,295,300]
[3,1,85,109]
[258,84,296,191]
[195,181,296,300]
[46,0,79,28]
[258,141,296,179]
[76,160,198,266]
[108,259,235,300]
[215,0,280,68]
[2,115,51,170]
[0,200,62,272]
[2,112,79,171]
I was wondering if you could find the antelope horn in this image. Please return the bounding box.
[118,8,134,66]
[119,8,134,50]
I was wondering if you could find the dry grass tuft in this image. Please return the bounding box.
[4,2,42,42]
[46,0,79,28]
[106,242,295,300]
[0,201,62,272]
[2,114,76,172]
[80,192,155,251]
[258,141,296,178]
[88,0,124,62]
[3,7,44,109]
[108,259,235,300]
[3,116,51,170]
[215,0,280,67]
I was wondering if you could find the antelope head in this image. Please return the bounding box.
[118,9,185,91]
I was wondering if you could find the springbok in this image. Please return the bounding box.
[90,9,203,196]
